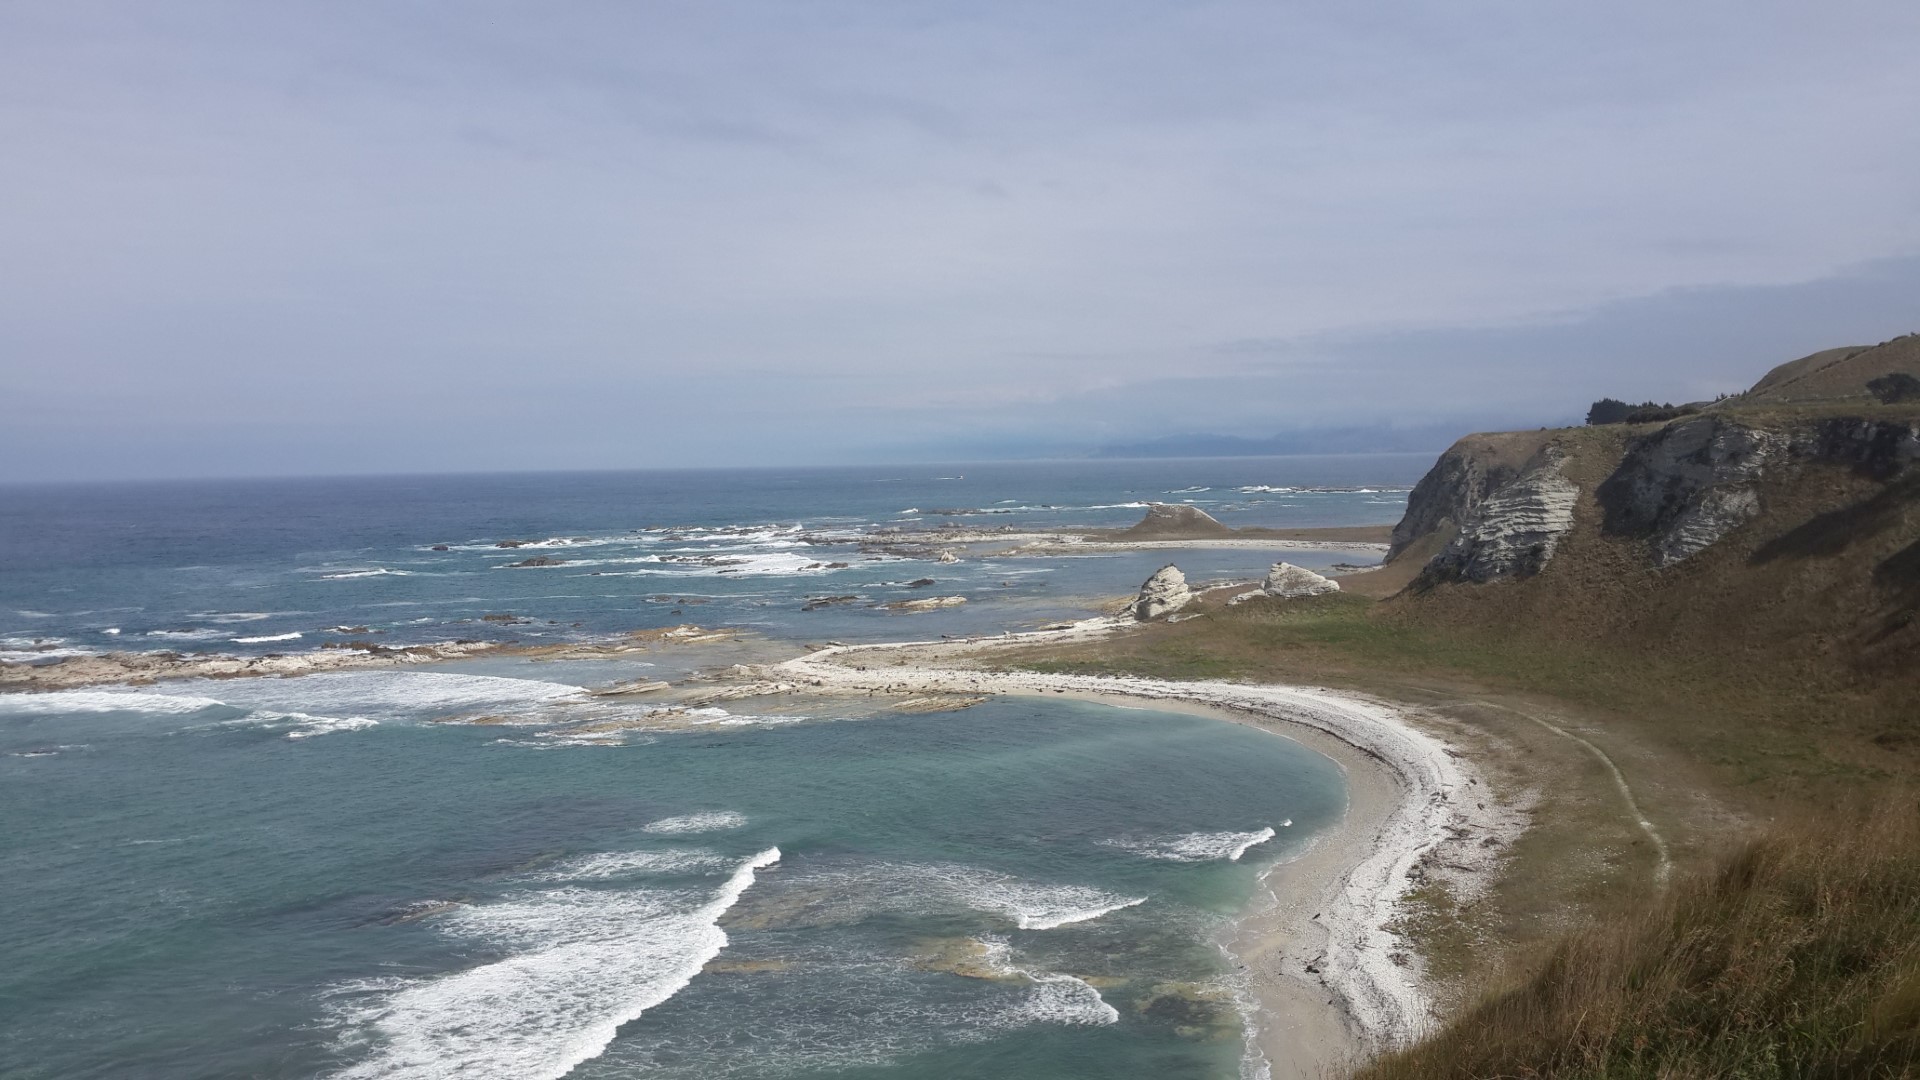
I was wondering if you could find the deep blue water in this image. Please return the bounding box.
[0,458,1424,1079]
[0,456,1421,661]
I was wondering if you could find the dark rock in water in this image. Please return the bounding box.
[802,595,861,611]
[506,556,565,568]
[430,544,449,551]
[495,539,530,548]
[826,562,851,569]
[481,613,524,623]
[905,578,936,588]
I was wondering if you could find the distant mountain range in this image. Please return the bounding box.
[1090,422,1522,458]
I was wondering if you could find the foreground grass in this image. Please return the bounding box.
[1358,799,1920,1080]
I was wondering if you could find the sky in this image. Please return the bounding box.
[3,1,1918,481]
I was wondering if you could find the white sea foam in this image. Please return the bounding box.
[102,628,121,635]
[529,850,734,881]
[1101,827,1277,863]
[1085,502,1150,510]
[283,715,379,739]
[0,643,97,662]
[321,568,413,579]
[974,941,1119,1026]
[808,863,1146,930]
[145,628,224,641]
[195,612,281,624]
[327,848,780,1080]
[583,551,840,577]
[642,811,748,835]
[174,671,584,720]
[0,690,228,715]
[1012,971,1122,1025]
[1168,486,1212,493]
[232,631,303,644]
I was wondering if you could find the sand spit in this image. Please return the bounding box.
[768,624,1522,1076]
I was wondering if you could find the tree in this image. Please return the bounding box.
[1867,372,1920,404]
[1586,398,1632,425]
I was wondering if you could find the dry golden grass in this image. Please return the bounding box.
[1359,797,1920,1080]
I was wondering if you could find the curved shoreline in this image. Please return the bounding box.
[6,607,1518,1077]
[774,626,1521,1077]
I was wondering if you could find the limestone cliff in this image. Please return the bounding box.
[1418,447,1580,584]
[1597,416,1785,566]
[1374,344,1920,685]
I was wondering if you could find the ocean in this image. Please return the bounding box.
[0,456,1425,1079]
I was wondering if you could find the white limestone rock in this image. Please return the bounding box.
[1229,561,1341,604]
[1597,416,1785,566]
[1263,561,1341,598]
[1423,449,1579,584]
[1131,564,1192,620]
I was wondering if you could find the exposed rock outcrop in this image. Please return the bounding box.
[1419,448,1579,584]
[1598,416,1784,566]
[1264,562,1341,598]
[1232,562,1341,603]
[1131,564,1192,620]
[1118,503,1234,540]
[1800,418,1920,479]
[1388,433,1547,561]
[884,595,969,612]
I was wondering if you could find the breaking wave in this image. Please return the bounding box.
[232,631,302,644]
[326,848,781,1080]
[0,690,228,716]
[1100,827,1277,863]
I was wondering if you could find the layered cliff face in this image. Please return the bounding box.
[1417,447,1579,585]
[1395,414,1920,585]
[1597,416,1785,567]
[1387,432,1544,561]
[1380,377,1920,690]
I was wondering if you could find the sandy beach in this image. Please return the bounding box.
[769,622,1524,1079]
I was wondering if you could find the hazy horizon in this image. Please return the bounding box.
[5,2,1919,481]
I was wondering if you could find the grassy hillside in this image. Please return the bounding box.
[1011,345,1920,1075]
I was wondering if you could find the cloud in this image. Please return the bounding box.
[1,1,1918,479]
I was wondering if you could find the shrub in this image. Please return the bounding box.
[1587,399,1699,425]
[1868,373,1920,405]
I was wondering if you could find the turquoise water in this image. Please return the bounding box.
[0,461,1417,1078]
[0,672,1345,1079]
